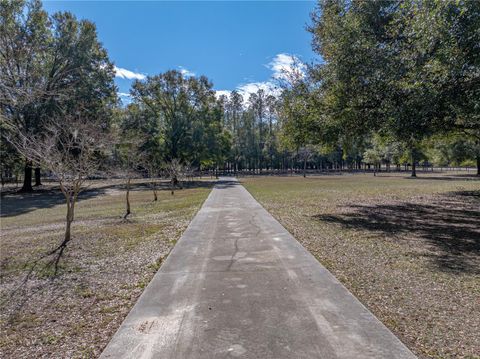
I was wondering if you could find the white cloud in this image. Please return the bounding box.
[117,92,132,105]
[114,66,146,80]
[236,81,280,101]
[213,82,281,105]
[216,53,304,104]
[178,66,196,77]
[267,53,306,80]
[215,83,279,103]
[215,90,232,99]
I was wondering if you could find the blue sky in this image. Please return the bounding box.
[43,1,318,102]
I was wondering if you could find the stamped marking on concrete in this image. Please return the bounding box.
[101,178,417,359]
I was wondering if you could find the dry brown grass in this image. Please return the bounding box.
[0,179,212,358]
[242,172,480,359]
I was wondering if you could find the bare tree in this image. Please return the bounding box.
[2,113,111,272]
[183,161,194,183]
[115,136,143,220]
[145,162,159,201]
[140,152,162,201]
[165,159,184,195]
[298,146,314,178]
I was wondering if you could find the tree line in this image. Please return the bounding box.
[2,0,479,194]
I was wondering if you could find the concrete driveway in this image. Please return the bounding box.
[101,178,416,359]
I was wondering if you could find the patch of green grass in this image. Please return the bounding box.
[40,333,61,345]
[147,256,166,273]
[74,285,94,299]
[76,346,96,359]
[99,304,121,314]
[136,278,150,289]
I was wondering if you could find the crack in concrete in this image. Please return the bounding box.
[226,212,262,271]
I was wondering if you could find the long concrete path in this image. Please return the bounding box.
[101,178,416,359]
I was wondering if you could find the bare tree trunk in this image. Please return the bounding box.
[171,176,176,195]
[411,152,417,178]
[150,178,158,201]
[303,156,307,178]
[477,154,480,176]
[124,178,131,219]
[34,167,42,186]
[65,200,73,244]
[20,160,33,192]
[51,192,75,274]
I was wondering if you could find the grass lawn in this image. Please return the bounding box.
[0,179,212,358]
[242,172,479,359]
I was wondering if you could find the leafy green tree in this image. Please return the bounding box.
[0,0,116,191]
[433,1,480,174]
[131,70,227,169]
[309,0,479,177]
[278,68,325,177]
[426,134,479,168]
[224,91,244,172]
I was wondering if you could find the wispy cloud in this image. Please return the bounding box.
[178,66,196,77]
[118,92,132,105]
[114,66,146,80]
[216,53,302,103]
[215,90,232,99]
[215,53,304,104]
[236,81,280,100]
[267,53,306,80]
[215,81,280,104]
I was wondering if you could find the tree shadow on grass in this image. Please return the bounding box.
[407,174,480,181]
[0,180,215,218]
[0,179,216,321]
[215,178,240,190]
[313,190,480,275]
[0,188,108,218]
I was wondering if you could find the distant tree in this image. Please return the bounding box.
[363,148,381,176]
[0,133,22,186]
[278,65,324,177]
[225,91,244,172]
[141,149,162,201]
[119,104,163,201]
[131,70,226,169]
[426,134,479,169]
[264,95,279,170]
[249,89,269,171]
